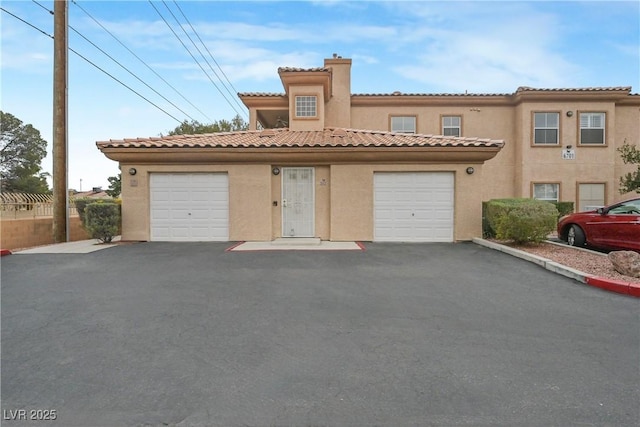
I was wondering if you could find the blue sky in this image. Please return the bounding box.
[1,0,638,190]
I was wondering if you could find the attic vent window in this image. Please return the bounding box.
[295,96,317,117]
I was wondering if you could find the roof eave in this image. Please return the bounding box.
[98,146,503,165]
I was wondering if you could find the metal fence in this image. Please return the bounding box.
[0,193,79,219]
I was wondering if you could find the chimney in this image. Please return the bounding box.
[323,55,352,128]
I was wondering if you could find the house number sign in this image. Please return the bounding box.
[562,149,576,160]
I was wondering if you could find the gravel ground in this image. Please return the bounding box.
[499,240,640,284]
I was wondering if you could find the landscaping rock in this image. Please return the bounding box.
[608,251,640,278]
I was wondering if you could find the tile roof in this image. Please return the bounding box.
[278,67,329,73]
[516,86,632,92]
[238,92,285,97]
[97,128,505,150]
[352,92,512,97]
[241,87,634,98]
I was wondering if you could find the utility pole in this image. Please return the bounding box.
[52,0,68,243]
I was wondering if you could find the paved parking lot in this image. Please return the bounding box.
[2,242,638,426]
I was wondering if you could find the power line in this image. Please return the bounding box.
[70,0,214,123]
[1,6,183,124]
[170,0,248,118]
[32,0,198,122]
[148,0,245,119]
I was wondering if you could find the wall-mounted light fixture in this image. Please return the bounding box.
[566,145,573,150]
[566,111,574,117]
[272,167,280,175]
[466,167,475,175]
[128,167,137,176]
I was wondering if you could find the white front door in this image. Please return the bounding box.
[282,167,315,237]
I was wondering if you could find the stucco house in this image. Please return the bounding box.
[97,55,639,243]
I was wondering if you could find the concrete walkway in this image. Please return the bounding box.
[13,237,121,254]
[228,238,364,251]
[10,237,363,254]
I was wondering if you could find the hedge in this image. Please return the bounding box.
[73,198,119,227]
[484,198,559,243]
[85,202,121,243]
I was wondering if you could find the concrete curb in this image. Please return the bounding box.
[472,238,640,298]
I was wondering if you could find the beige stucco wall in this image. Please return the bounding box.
[348,97,638,207]
[118,162,486,242]
[330,163,484,242]
[0,216,88,251]
[288,85,325,132]
[120,164,272,242]
[514,101,626,205]
[323,58,352,128]
[350,103,517,202]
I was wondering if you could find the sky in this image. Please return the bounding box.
[1,0,639,191]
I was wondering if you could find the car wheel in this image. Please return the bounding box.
[567,225,586,247]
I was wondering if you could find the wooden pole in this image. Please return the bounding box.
[52,0,68,243]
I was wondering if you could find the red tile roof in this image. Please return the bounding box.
[515,86,631,93]
[97,128,504,150]
[239,87,634,98]
[278,67,329,73]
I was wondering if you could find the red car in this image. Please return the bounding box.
[557,197,640,252]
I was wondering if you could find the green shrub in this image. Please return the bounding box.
[482,201,493,238]
[73,198,115,227]
[484,198,531,238]
[550,201,574,218]
[85,202,121,243]
[495,200,559,244]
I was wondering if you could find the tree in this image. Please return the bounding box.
[106,173,121,198]
[166,114,248,135]
[618,141,640,194]
[0,111,50,193]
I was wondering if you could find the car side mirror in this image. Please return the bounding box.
[596,207,606,215]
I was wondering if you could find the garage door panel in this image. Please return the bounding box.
[170,192,190,202]
[374,172,454,242]
[150,173,229,242]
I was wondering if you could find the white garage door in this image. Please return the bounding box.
[374,172,454,242]
[150,173,229,241]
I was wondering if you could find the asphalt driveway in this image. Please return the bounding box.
[2,242,638,426]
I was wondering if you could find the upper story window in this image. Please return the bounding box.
[580,112,605,145]
[442,116,461,137]
[533,112,559,145]
[390,116,416,133]
[295,96,317,117]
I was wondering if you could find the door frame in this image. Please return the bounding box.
[281,167,315,237]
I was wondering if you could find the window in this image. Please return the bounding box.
[578,183,605,212]
[442,116,461,137]
[533,183,559,202]
[390,116,416,133]
[580,112,605,144]
[295,96,317,117]
[533,112,559,144]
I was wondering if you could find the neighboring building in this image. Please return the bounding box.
[97,56,639,243]
[71,187,111,199]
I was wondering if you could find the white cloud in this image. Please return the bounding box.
[387,2,581,91]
